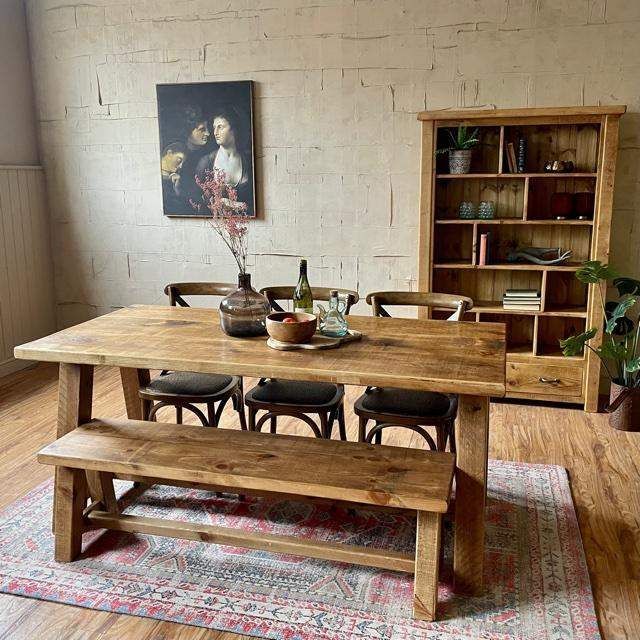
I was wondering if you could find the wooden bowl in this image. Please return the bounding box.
[266,312,317,344]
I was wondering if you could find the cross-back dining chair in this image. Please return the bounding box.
[354,291,473,451]
[244,286,359,441]
[138,282,247,430]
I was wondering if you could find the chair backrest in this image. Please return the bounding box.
[164,282,236,307]
[365,291,473,321]
[260,286,359,315]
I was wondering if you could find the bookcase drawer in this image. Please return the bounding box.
[506,361,583,398]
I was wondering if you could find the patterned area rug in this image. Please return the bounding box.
[0,460,599,639]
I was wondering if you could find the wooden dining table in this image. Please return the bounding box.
[14,304,506,595]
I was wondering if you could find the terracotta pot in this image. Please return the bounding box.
[448,149,472,174]
[606,382,640,432]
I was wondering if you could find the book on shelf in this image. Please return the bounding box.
[477,231,492,265]
[506,143,517,173]
[503,304,541,311]
[504,289,540,298]
[503,288,541,311]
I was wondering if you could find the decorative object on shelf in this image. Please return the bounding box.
[157,80,256,217]
[436,126,480,174]
[574,192,595,220]
[560,261,640,431]
[458,201,476,219]
[507,247,573,265]
[194,170,269,336]
[317,290,349,337]
[516,136,527,173]
[267,329,362,351]
[503,289,541,311]
[543,160,575,173]
[478,201,496,219]
[550,192,574,219]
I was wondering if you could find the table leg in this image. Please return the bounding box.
[453,394,489,595]
[53,363,94,531]
[120,367,150,419]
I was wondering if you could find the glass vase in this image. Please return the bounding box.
[219,273,270,338]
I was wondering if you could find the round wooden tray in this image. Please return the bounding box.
[267,330,362,351]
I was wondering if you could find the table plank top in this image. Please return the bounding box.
[15,305,506,397]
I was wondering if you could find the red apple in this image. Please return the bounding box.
[282,317,297,323]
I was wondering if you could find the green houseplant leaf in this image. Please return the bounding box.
[575,260,617,284]
[625,356,640,373]
[560,328,597,356]
[605,301,634,335]
[614,277,640,296]
[435,126,481,154]
[605,297,637,335]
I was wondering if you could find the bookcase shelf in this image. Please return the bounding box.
[418,106,625,411]
[436,172,598,179]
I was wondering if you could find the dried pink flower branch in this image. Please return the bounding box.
[191,168,249,274]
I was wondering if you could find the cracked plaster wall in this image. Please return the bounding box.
[25,0,640,326]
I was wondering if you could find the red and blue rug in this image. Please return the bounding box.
[0,460,599,639]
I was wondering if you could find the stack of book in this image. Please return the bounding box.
[502,289,541,311]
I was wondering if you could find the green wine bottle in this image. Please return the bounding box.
[293,259,313,313]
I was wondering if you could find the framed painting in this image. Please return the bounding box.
[156,80,256,218]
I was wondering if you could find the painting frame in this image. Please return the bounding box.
[156,80,257,219]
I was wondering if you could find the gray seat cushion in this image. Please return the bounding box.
[145,372,235,396]
[359,388,454,419]
[249,380,339,405]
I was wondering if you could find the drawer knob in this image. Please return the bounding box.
[539,376,560,385]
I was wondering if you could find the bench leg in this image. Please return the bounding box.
[413,511,441,621]
[86,471,119,513]
[54,467,87,563]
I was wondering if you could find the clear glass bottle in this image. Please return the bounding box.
[320,290,349,337]
[219,273,270,338]
[293,258,313,313]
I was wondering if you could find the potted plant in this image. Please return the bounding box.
[560,261,640,431]
[436,126,480,174]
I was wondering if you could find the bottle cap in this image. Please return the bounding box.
[300,258,307,266]
[330,289,338,296]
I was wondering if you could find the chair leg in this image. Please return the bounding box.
[207,402,217,428]
[270,415,277,434]
[176,405,183,424]
[374,422,382,444]
[436,425,447,452]
[141,399,152,420]
[448,420,456,454]
[319,411,329,439]
[358,416,368,442]
[338,404,347,441]
[234,390,247,430]
[54,467,87,563]
[248,406,256,431]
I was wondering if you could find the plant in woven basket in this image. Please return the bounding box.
[560,261,640,430]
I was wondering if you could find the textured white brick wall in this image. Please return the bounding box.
[25,0,640,326]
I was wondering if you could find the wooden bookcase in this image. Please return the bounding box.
[417,106,626,411]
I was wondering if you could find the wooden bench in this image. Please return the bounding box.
[38,418,455,621]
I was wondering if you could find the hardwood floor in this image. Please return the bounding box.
[0,364,638,639]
